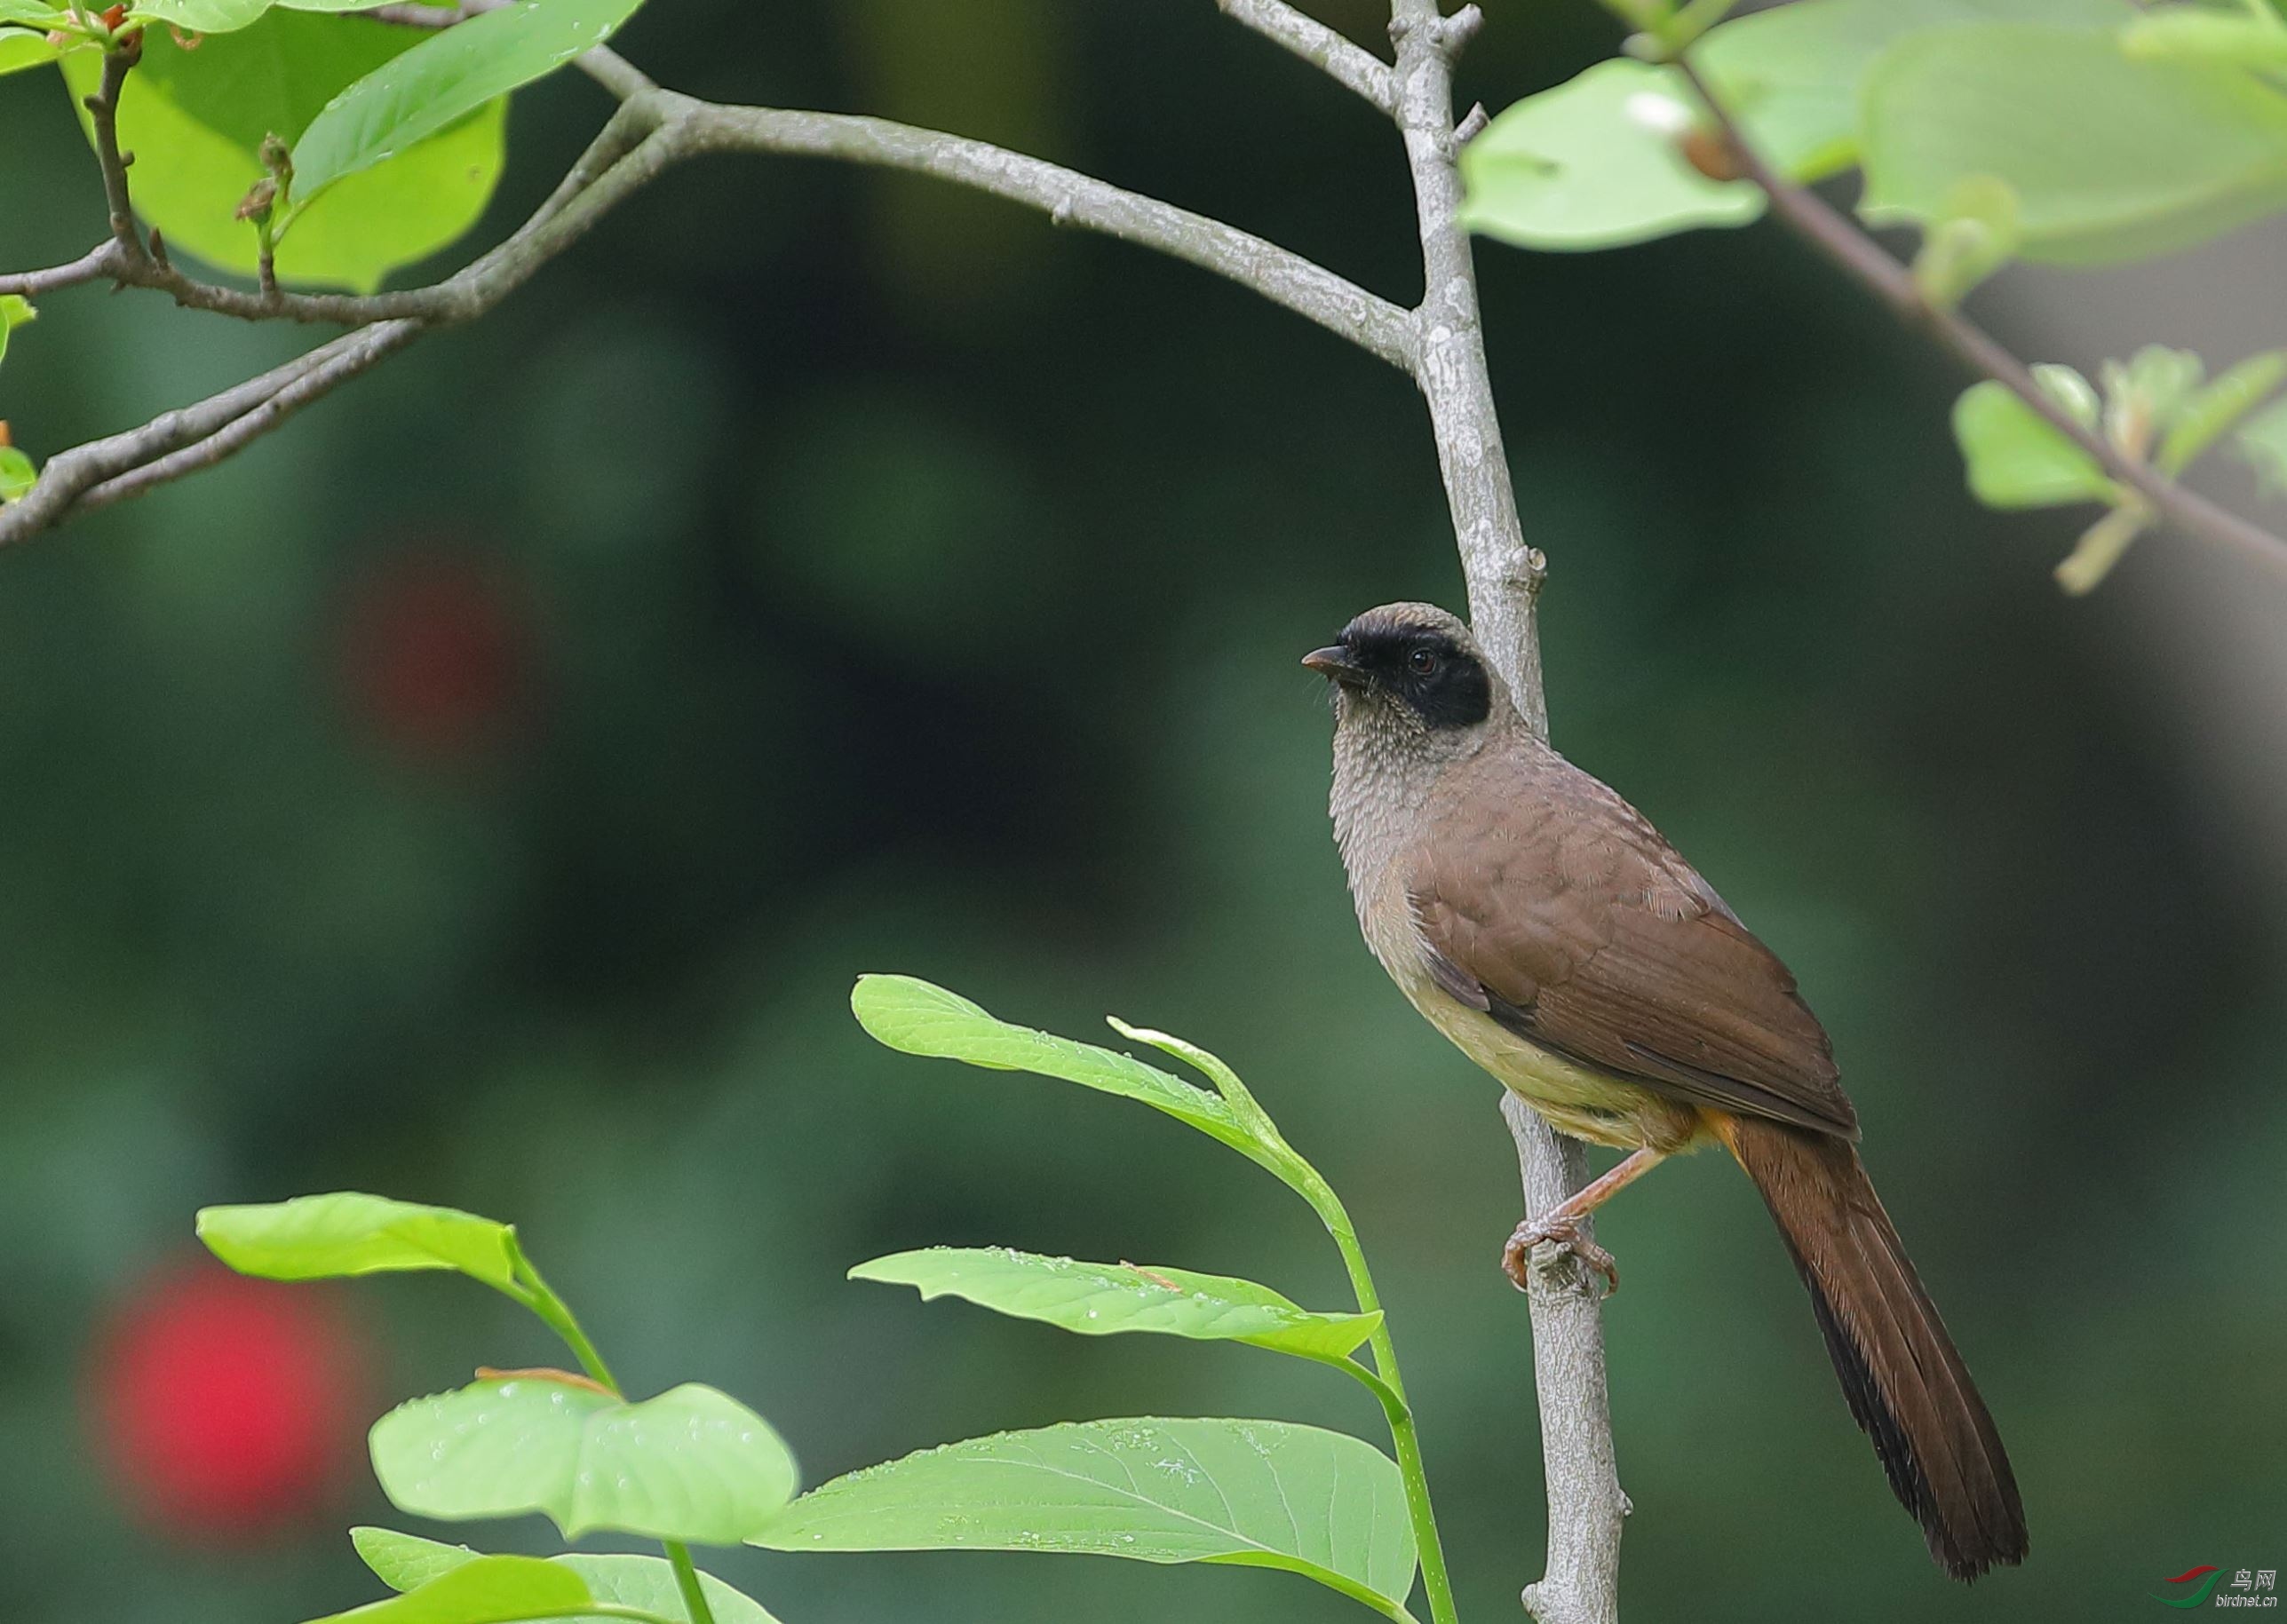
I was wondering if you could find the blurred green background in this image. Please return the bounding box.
[2,1,2283,1620]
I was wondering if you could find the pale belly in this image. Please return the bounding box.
[1406,982,1703,1152]
[1359,883,1705,1153]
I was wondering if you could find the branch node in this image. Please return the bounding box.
[1219,0,1398,113]
[1454,101,1489,145]
[1433,3,1482,56]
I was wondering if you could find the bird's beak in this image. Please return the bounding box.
[1302,645,1369,688]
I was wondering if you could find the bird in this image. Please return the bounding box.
[1305,600,2028,1581]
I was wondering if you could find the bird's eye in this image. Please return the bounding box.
[1409,647,1440,677]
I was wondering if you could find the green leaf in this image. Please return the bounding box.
[2160,347,2287,474]
[127,0,276,33]
[198,1191,522,1292]
[1458,59,1762,250]
[290,0,647,214]
[2236,392,2287,491]
[61,15,505,292]
[303,1556,603,1624]
[851,1248,1381,1363]
[353,1527,482,1593]
[1910,174,2021,310]
[2123,6,2287,67]
[2100,344,2205,458]
[0,29,67,77]
[1695,0,2130,182]
[753,1417,1417,1617]
[352,1530,784,1624]
[370,1374,800,1546]
[0,293,32,369]
[1861,23,2287,263]
[1951,375,2117,508]
[0,446,36,503]
[852,975,1278,1168]
[0,0,60,21]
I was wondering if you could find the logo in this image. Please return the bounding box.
[2154,1567,2279,1610]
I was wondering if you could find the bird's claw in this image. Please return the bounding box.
[1502,1214,1619,1295]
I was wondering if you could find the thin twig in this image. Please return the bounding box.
[1673,53,2287,582]
[0,242,123,297]
[1384,4,1623,1617]
[0,78,1411,541]
[0,104,675,543]
[83,36,148,265]
[74,321,422,511]
[1217,0,1397,112]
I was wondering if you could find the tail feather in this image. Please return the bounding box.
[1717,1113,2028,1580]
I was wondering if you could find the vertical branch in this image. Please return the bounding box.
[1386,4,1624,1621]
[1387,0,1547,739]
[84,36,149,266]
[1504,1097,1627,1624]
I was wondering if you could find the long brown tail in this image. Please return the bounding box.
[1715,1112,2028,1580]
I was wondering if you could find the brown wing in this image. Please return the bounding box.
[1408,742,1858,1140]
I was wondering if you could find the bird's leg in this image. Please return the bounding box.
[1502,1147,1669,1295]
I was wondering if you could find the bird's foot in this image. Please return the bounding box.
[1502,1214,1619,1295]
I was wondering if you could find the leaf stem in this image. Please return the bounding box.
[509,1239,623,1394]
[505,1240,718,1624]
[661,1541,719,1624]
[1288,1163,1459,1624]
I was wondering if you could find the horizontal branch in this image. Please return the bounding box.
[0,95,676,543]
[0,242,123,297]
[672,98,1417,368]
[2,53,1414,543]
[1674,54,2287,582]
[1217,0,1397,112]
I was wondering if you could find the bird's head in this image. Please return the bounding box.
[1304,602,1501,744]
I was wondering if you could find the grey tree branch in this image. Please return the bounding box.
[1218,0,1397,111]
[671,99,1416,368]
[1386,5,1623,1622]
[1672,52,2287,583]
[0,99,678,543]
[85,37,149,265]
[0,34,1411,541]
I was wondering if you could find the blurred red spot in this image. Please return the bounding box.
[338,551,528,762]
[91,1260,369,1543]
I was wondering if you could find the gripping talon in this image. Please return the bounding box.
[1502,1214,1619,1295]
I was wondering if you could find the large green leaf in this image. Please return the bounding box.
[290,0,646,212]
[754,1417,1416,1617]
[0,26,64,76]
[852,976,1275,1168]
[126,0,275,33]
[62,14,504,291]
[1458,59,1762,250]
[303,1556,602,1624]
[1695,0,2128,181]
[1951,373,2117,508]
[370,1374,799,1546]
[1861,23,2287,262]
[851,1248,1379,1363]
[199,1192,522,1292]
[352,1529,782,1624]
